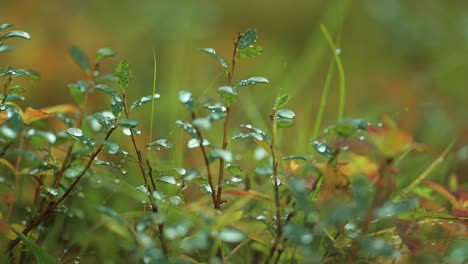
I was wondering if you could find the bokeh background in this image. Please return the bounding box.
[2,0,467,176]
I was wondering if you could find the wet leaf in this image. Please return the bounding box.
[115,60,135,90]
[69,46,91,72]
[187,138,210,149]
[0,23,13,32]
[130,93,160,109]
[226,164,242,175]
[200,48,228,69]
[95,84,120,98]
[158,176,177,185]
[66,127,94,148]
[235,76,269,88]
[238,28,257,49]
[64,164,85,179]
[217,228,246,243]
[96,47,117,63]
[179,90,195,112]
[68,81,87,105]
[209,149,233,163]
[12,229,60,264]
[176,120,199,139]
[218,86,238,104]
[237,45,263,59]
[146,139,172,149]
[312,140,335,158]
[118,118,138,128]
[1,30,31,41]
[276,109,295,128]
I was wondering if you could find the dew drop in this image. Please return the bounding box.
[335,48,342,55]
[0,104,6,111]
[66,128,84,137]
[122,128,131,136]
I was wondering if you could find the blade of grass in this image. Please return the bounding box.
[402,140,455,195]
[320,24,346,121]
[149,48,157,147]
[312,57,335,139]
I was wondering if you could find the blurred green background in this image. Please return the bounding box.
[2,0,467,167]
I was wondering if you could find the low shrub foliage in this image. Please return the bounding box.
[0,22,467,264]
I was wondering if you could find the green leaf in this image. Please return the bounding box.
[93,112,116,131]
[95,84,120,98]
[282,154,308,161]
[176,120,199,139]
[96,47,117,63]
[200,48,228,69]
[0,24,13,32]
[69,46,91,72]
[115,60,135,90]
[8,85,26,94]
[231,124,271,144]
[66,127,94,149]
[111,97,124,117]
[146,139,172,149]
[312,140,335,158]
[235,76,269,88]
[119,118,138,128]
[238,28,257,49]
[68,81,87,105]
[276,94,291,108]
[237,45,263,59]
[158,176,177,185]
[276,109,295,128]
[179,90,195,112]
[1,30,31,41]
[94,205,124,224]
[217,228,246,243]
[218,86,238,104]
[64,164,85,179]
[130,94,160,109]
[226,164,243,175]
[0,44,12,52]
[0,68,40,80]
[12,229,60,264]
[209,149,233,163]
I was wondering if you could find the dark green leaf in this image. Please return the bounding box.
[238,28,257,49]
[282,154,308,161]
[205,104,227,121]
[111,97,124,117]
[218,86,237,104]
[11,229,60,264]
[115,60,135,90]
[96,47,117,63]
[130,94,160,109]
[95,84,119,98]
[255,166,273,176]
[235,76,269,88]
[237,45,263,59]
[208,149,233,163]
[1,30,31,41]
[29,164,57,175]
[0,68,40,80]
[0,44,12,52]
[93,112,116,130]
[64,164,85,179]
[200,48,228,69]
[69,46,91,72]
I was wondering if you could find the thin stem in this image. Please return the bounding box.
[192,112,218,208]
[216,33,242,208]
[312,57,334,139]
[266,106,283,263]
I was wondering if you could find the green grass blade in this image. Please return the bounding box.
[320,24,346,121]
[312,57,335,139]
[149,48,157,146]
[12,229,60,264]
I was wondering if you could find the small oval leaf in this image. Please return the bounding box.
[69,46,91,72]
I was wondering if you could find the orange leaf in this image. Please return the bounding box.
[367,115,413,158]
[23,107,52,124]
[40,104,79,114]
[224,189,272,201]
